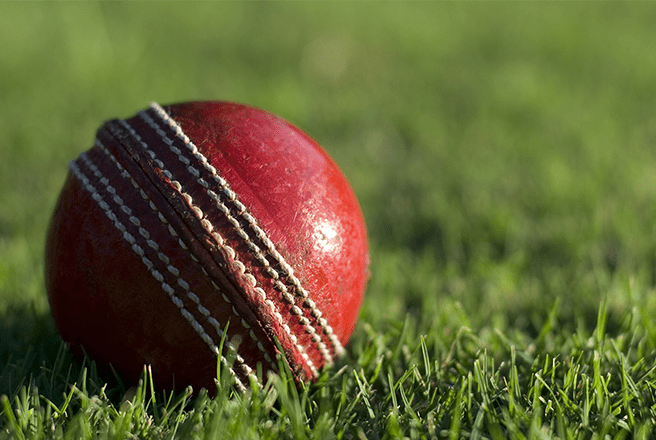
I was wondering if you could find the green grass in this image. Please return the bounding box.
[3,2,656,438]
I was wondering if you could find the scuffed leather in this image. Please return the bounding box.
[46,101,370,391]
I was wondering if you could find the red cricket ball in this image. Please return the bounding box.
[45,101,370,391]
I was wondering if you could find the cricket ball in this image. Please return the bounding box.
[45,101,369,391]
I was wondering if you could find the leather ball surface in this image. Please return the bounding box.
[45,101,370,391]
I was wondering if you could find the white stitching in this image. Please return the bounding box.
[69,153,248,391]
[197,262,273,363]
[116,122,281,370]
[149,102,344,358]
[98,139,276,368]
[113,122,276,366]
[123,116,321,376]
[147,103,343,362]
[81,149,260,382]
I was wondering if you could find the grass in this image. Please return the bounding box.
[2,2,656,438]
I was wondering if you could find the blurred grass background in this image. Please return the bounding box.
[2,1,656,401]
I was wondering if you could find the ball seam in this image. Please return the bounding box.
[149,102,344,360]
[69,152,250,391]
[137,110,335,368]
[98,134,275,366]
[118,120,309,374]
[96,140,277,364]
